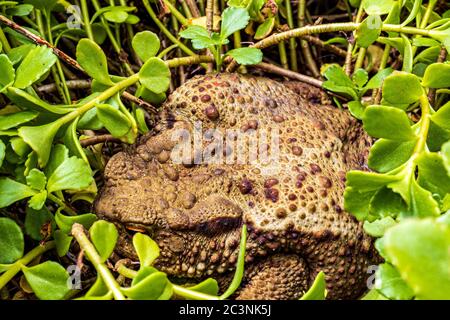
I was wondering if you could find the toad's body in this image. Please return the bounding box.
[95,73,377,299]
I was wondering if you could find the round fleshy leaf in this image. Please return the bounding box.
[132,31,160,62]
[0,218,24,264]
[139,57,171,94]
[89,220,118,262]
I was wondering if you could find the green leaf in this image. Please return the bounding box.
[401,0,423,27]
[431,101,450,132]
[132,31,160,62]
[186,278,219,296]
[28,191,47,210]
[7,44,35,65]
[44,144,69,177]
[363,0,396,15]
[76,39,113,86]
[344,187,377,220]
[132,233,160,267]
[361,289,389,300]
[63,118,89,163]
[225,47,263,65]
[0,111,38,131]
[54,230,72,257]
[24,0,58,12]
[299,271,327,300]
[25,206,55,241]
[55,211,97,234]
[19,121,61,167]
[362,106,416,141]
[254,17,275,40]
[104,8,129,23]
[352,69,369,88]
[220,224,247,299]
[381,72,423,107]
[368,138,416,173]
[0,177,37,208]
[89,221,118,262]
[363,217,396,237]
[443,141,450,175]
[5,4,34,17]
[46,156,93,193]
[179,26,217,50]
[347,101,365,120]
[139,57,171,94]
[364,68,394,91]
[96,104,132,138]
[422,63,450,88]
[0,140,5,168]
[356,15,382,48]
[6,87,76,115]
[417,152,450,199]
[0,54,15,93]
[10,136,30,157]
[401,34,413,73]
[346,170,399,192]
[122,271,171,300]
[220,7,250,39]
[369,187,407,219]
[406,179,440,218]
[26,168,47,191]
[22,261,70,300]
[84,276,111,299]
[375,263,414,300]
[322,65,358,100]
[14,46,57,89]
[0,218,24,264]
[135,107,149,134]
[383,218,450,299]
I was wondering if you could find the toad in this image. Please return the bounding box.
[95,73,377,299]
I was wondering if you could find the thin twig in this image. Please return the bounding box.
[301,35,347,57]
[37,80,92,93]
[183,0,201,18]
[0,14,82,70]
[0,14,154,109]
[254,62,323,88]
[80,134,122,147]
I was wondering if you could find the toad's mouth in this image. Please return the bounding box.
[121,215,243,236]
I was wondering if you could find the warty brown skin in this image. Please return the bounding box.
[95,73,378,300]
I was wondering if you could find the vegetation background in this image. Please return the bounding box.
[0,0,449,300]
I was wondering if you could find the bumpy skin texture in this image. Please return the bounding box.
[95,73,377,300]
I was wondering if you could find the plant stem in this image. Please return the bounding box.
[219,224,247,300]
[0,26,11,53]
[275,15,288,69]
[185,0,201,18]
[142,0,200,60]
[91,0,134,76]
[116,264,219,300]
[0,14,82,70]
[298,0,319,77]
[71,223,126,300]
[255,62,323,88]
[157,44,179,59]
[354,47,366,71]
[413,94,432,155]
[0,241,55,290]
[285,0,298,72]
[162,0,189,26]
[173,284,220,300]
[48,193,78,216]
[80,0,94,41]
